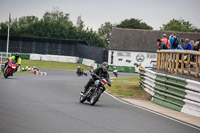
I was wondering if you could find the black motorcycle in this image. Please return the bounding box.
[76,69,87,77]
[79,71,108,106]
[113,69,118,77]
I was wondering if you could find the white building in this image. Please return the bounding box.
[108,28,158,72]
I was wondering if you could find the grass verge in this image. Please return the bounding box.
[0,59,90,75]
[106,76,151,100]
[21,60,90,70]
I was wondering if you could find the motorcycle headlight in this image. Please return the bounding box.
[95,80,100,85]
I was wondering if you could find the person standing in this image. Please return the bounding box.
[161,34,171,48]
[169,33,179,49]
[190,40,196,51]
[185,38,193,50]
[185,38,193,63]
[196,39,200,51]
[179,38,185,48]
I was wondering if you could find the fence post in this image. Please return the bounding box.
[175,53,179,75]
[157,52,160,70]
[181,53,184,74]
[169,52,172,72]
[165,53,168,70]
[195,55,199,77]
[187,53,190,75]
[172,53,176,73]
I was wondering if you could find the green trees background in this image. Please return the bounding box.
[0,9,199,49]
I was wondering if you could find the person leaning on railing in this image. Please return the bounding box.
[185,38,194,62]
[157,39,168,50]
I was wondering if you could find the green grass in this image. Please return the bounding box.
[107,76,149,99]
[0,59,91,75]
[20,60,90,70]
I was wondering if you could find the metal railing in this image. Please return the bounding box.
[156,50,200,77]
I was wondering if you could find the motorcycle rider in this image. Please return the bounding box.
[113,66,118,77]
[81,62,111,95]
[4,53,21,73]
[76,66,82,76]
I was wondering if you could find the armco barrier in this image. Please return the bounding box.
[30,54,79,63]
[30,54,41,60]
[29,54,97,69]
[139,68,200,117]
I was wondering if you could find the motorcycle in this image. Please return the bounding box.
[76,69,87,77]
[79,71,108,106]
[113,69,118,77]
[3,60,18,78]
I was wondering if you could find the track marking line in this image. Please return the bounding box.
[105,92,200,131]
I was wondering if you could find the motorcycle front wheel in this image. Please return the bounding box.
[4,70,10,78]
[79,93,87,103]
[90,89,102,106]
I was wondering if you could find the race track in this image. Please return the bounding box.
[0,69,199,133]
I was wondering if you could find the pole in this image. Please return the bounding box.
[6,13,10,57]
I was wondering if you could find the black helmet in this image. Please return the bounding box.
[101,62,109,72]
[15,53,20,60]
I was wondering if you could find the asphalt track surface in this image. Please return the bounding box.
[0,69,199,133]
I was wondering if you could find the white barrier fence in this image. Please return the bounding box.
[30,54,97,69]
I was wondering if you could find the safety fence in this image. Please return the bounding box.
[157,50,200,77]
[139,68,200,117]
[0,35,108,63]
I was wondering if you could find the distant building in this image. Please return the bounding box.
[108,28,200,72]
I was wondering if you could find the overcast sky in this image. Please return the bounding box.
[0,0,199,31]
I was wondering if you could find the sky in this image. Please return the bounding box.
[0,0,200,31]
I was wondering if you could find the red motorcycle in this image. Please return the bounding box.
[3,60,18,78]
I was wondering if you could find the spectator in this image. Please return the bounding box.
[169,38,183,50]
[161,34,171,48]
[169,33,176,44]
[196,39,200,52]
[169,33,179,49]
[185,38,193,63]
[185,38,193,50]
[157,39,168,50]
[179,38,185,48]
[178,43,184,50]
[190,40,197,50]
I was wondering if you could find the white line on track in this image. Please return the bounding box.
[105,92,200,131]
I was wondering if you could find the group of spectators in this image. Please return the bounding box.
[157,33,200,51]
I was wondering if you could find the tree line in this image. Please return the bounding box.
[0,9,199,49]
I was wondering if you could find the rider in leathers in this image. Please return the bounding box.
[4,53,21,73]
[82,62,111,95]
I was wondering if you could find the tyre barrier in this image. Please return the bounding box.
[139,68,200,117]
[33,70,47,76]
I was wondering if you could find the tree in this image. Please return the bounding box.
[76,16,85,30]
[160,18,200,32]
[98,22,113,43]
[116,18,153,30]
[0,9,108,48]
